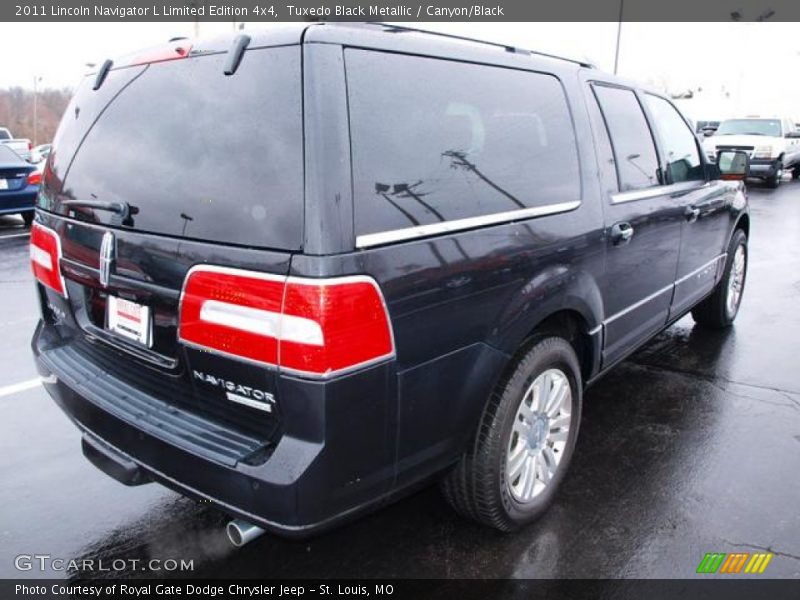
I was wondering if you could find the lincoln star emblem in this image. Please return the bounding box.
[99,231,115,287]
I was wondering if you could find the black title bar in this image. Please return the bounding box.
[4,579,800,600]
[4,0,800,22]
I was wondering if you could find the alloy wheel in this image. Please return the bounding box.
[505,368,572,503]
[726,244,746,317]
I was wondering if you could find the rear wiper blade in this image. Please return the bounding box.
[61,200,136,220]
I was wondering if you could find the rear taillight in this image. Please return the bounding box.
[28,142,32,151]
[179,266,395,378]
[27,171,41,186]
[30,222,67,297]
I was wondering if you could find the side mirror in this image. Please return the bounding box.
[717,150,749,181]
[702,127,716,137]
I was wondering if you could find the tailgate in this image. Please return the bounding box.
[37,213,291,441]
[33,41,304,443]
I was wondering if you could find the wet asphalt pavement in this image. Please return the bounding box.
[1,178,799,581]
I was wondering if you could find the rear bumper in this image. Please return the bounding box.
[32,319,397,538]
[0,187,37,213]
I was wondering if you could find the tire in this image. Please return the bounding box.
[441,337,582,531]
[792,166,800,180]
[691,229,748,329]
[766,161,783,188]
[21,212,34,227]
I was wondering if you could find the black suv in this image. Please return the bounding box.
[31,23,750,541]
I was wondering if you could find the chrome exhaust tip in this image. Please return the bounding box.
[226,519,266,547]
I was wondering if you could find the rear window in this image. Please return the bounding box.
[50,46,303,250]
[346,50,581,237]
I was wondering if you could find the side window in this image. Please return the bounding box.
[584,88,619,195]
[346,50,581,236]
[644,94,704,184]
[592,84,660,192]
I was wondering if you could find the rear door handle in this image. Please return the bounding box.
[685,206,701,223]
[610,222,634,245]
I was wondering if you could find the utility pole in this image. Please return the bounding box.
[613,0,624,75]
[190,0,202,37]
[32,76,42,146]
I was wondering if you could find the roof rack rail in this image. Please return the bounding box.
[367,22,595,68]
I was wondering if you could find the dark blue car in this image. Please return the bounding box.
[31,24,751,543]
[0,144,38,226]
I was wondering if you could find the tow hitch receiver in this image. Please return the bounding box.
[82,434,151,486]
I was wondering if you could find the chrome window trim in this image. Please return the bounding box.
[610,181,713,205]
[355,200,581,249]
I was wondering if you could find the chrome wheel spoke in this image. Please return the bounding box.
[537,454,551,485]
[522,456,537,498]
[540,448,556,483]
[530,377,545,412]
[518,394,534,421]
[507,444,527,481]
[550,414,570,430]
[512,417,529,438]
[545,376,569,417]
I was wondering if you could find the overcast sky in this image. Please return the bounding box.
[0,21,798,120]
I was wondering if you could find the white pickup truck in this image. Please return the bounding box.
[0,127,32,162]
[703,116,800,188]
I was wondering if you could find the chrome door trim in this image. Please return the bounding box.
[601,253,727,327]
[603,283,674,325]
[674,253,727,285]
[355,200,581,249]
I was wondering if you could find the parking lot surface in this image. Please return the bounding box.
[1,180,799,580]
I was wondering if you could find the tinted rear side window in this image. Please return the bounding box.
[53,47,303,250]
[592,85,660,192]
[346,50,580,237]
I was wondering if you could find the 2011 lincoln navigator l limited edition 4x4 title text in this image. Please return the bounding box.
[31,23,751,542]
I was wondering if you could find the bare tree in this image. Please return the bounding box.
[0,87,72,143]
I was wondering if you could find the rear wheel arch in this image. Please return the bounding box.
[515,310,596,384]
[733,213,749,239]
[488,267,603,384]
